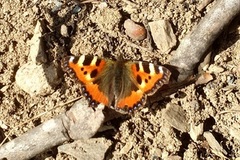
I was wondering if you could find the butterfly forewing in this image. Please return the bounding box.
[130,61,171,95]
[65,55,110,106]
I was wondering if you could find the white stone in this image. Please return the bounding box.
[149,20,177,53]
[29,20,47,64]
[15,62,62,96]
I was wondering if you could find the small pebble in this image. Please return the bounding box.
[124,19,146,41]
[189,123,204,142]
[208,65,224,73]
[98,2,108,9]
[198,52,211,72]
[195,72,213,85]
[52,0,63,12]
[203,131,228,158]
[120,141,133,154]
[60,24,69,37]
[0,120,8,129]
[72,5,82,14]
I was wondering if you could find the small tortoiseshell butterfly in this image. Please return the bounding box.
[63,55,171,113]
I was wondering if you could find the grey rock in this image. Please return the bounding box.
[29,20,47,64]
[58,138,112,160]
[15,62,62,96]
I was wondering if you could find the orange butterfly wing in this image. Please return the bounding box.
[66,55,109,106]
[116,61,171,111]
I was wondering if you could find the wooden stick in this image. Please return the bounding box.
[169,0,240,82]
[0,99,105,160]
[0,97,81,147]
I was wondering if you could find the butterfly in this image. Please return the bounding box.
[63,55,171,113]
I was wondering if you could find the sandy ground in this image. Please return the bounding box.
[0,0,240,159]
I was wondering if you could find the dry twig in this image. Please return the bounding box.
[169,0,240,82]
[0,99,105,160]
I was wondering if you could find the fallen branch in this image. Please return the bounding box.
[0,99,105,160]
[169,0,240,82]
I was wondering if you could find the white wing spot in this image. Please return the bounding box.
[139,62,144,72]
[78,55,85,66]
[149,63,155,75]
[69,56,75,62]
[91,56,98,66]
[158,66,163,73]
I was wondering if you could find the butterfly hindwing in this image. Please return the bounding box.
[116,89,146,111]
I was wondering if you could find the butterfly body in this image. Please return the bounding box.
[64,55,171,112]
